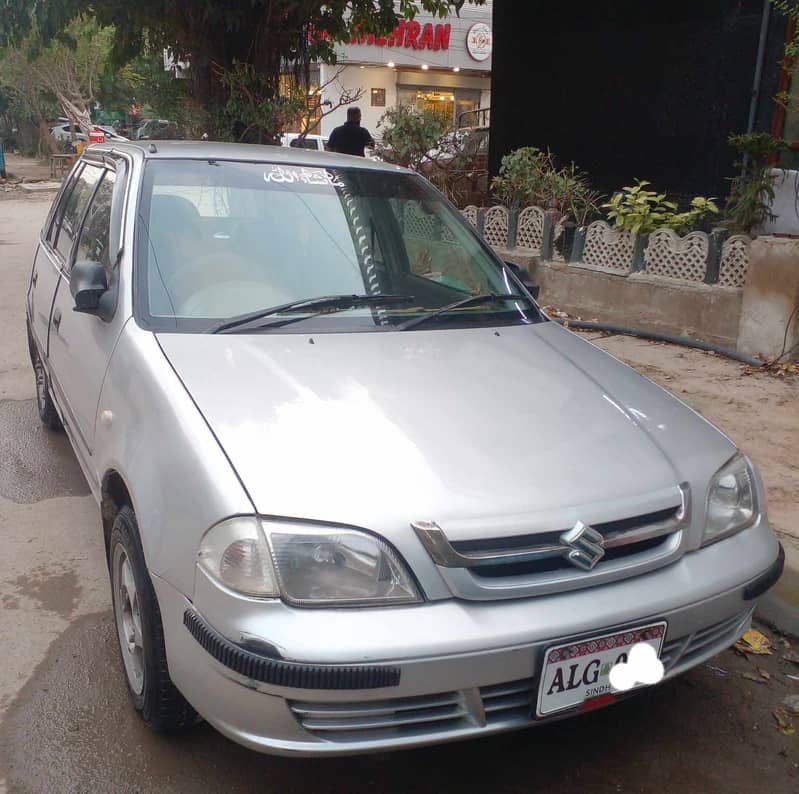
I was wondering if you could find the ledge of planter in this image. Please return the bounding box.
[737,236,799,359]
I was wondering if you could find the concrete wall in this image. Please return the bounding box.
[758,170,799,237]
[499,251,743,348]
[738,236,799,358]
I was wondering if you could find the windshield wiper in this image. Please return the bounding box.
[396,293,527,332]
[209,294,415,334]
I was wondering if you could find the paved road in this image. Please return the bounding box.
[0,194,797,793]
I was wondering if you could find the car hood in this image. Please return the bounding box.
[156,322,735,538]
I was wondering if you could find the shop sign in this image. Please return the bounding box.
[466,22,492,62]
[351,21,451,51]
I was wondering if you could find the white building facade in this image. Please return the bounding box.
[318,1,493,139]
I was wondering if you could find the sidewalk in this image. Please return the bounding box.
[1,152,54,182]
[588,332,799,623]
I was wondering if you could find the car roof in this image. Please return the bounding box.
[88,140,407,174]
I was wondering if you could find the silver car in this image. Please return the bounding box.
[26,141,784,756]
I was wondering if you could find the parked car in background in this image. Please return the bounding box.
[51,124,128,155]
[421,126,489,168]
[50,123,128,147]
[26,141,783,758]
[136,119,181,140]
[281,132,383,161]
[281,133,329,151]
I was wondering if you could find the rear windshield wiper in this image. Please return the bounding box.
[396,293,527,332]
[209,294,415,334]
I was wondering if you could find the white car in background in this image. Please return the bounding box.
[280,133,329,152]
[50,123,128,146]
[281,133,383,162]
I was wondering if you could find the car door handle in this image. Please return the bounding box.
[52,308,62,331]
[31,270,38,287]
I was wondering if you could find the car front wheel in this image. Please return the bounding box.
[109,506,196,732]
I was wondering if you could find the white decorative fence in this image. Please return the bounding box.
[516,206,546,253]
[644,229,709,282]
[463,206,751,288]
[719,235,751,288]
[582,221,636,273]
[482,206,509,248]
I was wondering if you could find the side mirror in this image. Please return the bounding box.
[505,261,540,300]
[70,260,108,313]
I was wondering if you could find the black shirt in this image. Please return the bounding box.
[328,121,375,157]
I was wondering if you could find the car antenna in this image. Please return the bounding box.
[148,142,158,153]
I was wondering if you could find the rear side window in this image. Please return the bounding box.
[47,167,81,246]
[74,170,116,277]
[54,162,103,264]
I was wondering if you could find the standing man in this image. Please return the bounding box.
[327,107,375,157]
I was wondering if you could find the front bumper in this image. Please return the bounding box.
[152,522,782,756]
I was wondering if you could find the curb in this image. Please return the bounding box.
[756,591,799,639]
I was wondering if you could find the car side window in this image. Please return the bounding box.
[54,162,104,265]
[47,167,82,247]
[74,170,115,277]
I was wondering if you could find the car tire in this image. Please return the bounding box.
[109,506,197,732]
[32,347,63,432]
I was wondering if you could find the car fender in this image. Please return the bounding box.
[94,320,254,598]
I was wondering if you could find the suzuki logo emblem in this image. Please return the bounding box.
[560,521,606,571]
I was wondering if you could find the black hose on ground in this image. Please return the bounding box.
[552,318,765,368]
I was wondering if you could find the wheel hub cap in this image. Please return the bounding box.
[113,546,145,696]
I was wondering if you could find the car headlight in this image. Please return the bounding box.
[197,518,420,606]
[268,523,420,606]
[703,454,757,545]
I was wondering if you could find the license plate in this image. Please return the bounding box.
[536,622,667,717]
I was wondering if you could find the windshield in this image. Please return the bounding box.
[134,159,542,333]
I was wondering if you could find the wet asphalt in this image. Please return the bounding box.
[0,400,90,505]
[0,196,797,793]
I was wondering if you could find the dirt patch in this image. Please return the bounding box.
[1,153,57,183]
[0,400,90,503]
[0,614,796,794]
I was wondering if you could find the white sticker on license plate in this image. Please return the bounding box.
[536,622,667,717]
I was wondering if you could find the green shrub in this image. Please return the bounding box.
[725,132,790,235]
[604,180,719,235]
[491,147,602,225]
[377,105,447,170]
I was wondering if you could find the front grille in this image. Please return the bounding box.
[455,505,681,580]
[473,535,671,578]
[661,608,753,672]
[452,506,679,555]
[480,678,536,723]
[291,678,537,741]
[289,690,470,741]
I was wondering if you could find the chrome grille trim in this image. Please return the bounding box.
[300,705,467,732]
[412,484,689,570]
